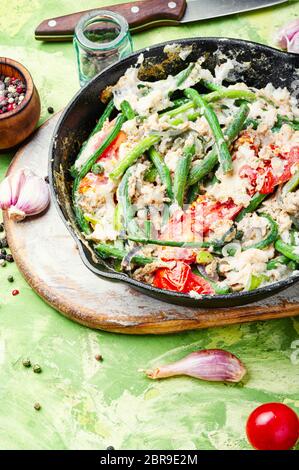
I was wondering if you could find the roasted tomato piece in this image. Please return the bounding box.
[78,172,108,194]
[98,130,127,161]
[184,273,215,295]
[154,262,191,292]
[190,195,241,236]
[153,261,214,295]
[160,195,240,242]
[240,145,299,195]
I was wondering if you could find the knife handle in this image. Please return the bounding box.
[35,0,187,41]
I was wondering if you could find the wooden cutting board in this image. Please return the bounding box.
[4,114,299,334]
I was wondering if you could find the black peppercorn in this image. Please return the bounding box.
[47,106,54,114]
[33,364,42,374]
[44,176,49,183]
[106,446,115,451]
[1,248,7,255]
[34,402,41,411]
[7,275,14,283]
[22,358,31,368]
[0,223,4,232]
[0,238,8,248]
[5,254,14,263]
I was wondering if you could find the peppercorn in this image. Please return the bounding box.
[0,223,4,232]
[7,275,14,282]
[0,259,6,267]
[34,402,41,411]
[106,446,115,451]
[22,358,31,368]
[12,289,19,296]
[0,238,8,248]
[33,364,42,374]
[95,354,103,362]
[5,254,14,263]
[1,248,7,255]
[47,106,54,114]
[44,176,49,183]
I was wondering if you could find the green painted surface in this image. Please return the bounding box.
[0,0,299,450]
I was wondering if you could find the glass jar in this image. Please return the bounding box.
[74,10,133,87]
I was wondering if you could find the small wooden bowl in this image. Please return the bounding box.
[0,57,41,150]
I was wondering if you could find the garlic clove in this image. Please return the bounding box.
[288,31,299,54]
[276,19,299,53]
[0,176,12,210]
[0,169,50,221]
[13,171,50,217]
[145,349,247,383]
[10,169,26,206]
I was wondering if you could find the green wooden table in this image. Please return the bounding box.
[0,0,299,451]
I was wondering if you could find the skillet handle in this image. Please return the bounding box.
[35,0,187,41]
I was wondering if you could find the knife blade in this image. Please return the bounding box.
[35,0,288,41]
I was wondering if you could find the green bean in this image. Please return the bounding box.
[173,144,195,207]
[205,89,256,103]
[162,89,254,121]
[95,243,154,265]
[109,133,161,181]
[242,214,278,250]
[144,164,158,183]
[235,193,267,223]
[200,79,224,91]
[267,255,290,270]
[275,239,299,262]
[127,236,211,249]
[159,98,190,114]
[120,100,136,120]
[73,205,92,235]
[148,147,173,200]
[185,88,232,173]
[70,99,115,177]
[175,63,195,87]
[283,169,299,195]
[91,99,114,137]
[188,103,249,186]
[76,113,126,182]
[187,183,200,204]
[117,168,141,236]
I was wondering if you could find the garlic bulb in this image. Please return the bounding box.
[0,169,50,221]
[276,19,299,54]
[145,349,247,383]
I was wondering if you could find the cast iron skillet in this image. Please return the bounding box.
[49,37,299,308]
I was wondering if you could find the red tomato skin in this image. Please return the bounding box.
[153,262,215,295]
[246,403,299,450]
[154,262,191,292]
[97,130,126,161]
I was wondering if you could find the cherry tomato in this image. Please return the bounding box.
[246,403,299,450]
[153,262,214,295]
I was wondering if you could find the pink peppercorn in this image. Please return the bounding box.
[16,85,23,93]
[12,289,19,296]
